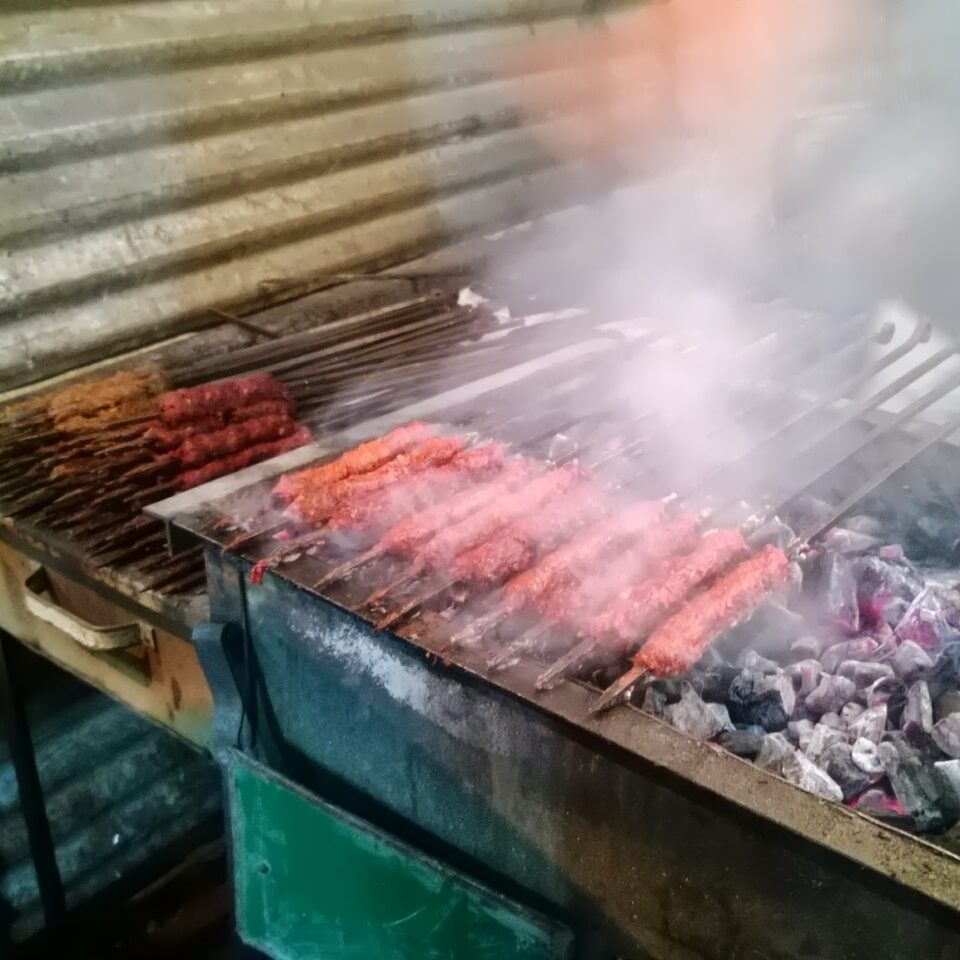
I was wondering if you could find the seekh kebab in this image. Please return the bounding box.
[590,545,792,713]
[536,528,749,690]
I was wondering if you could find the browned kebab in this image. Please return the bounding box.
[273,421,435,503]
[246,443,508,585]
[536,527,750,690]
[314,458,538,588]
[452,499,670,645]
[288,435,465,524]
[486,512,703,670]
[590,544,792,714]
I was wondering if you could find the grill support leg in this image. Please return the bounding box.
[0,629,67,929]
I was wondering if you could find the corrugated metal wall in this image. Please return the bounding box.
[0,0,638,390]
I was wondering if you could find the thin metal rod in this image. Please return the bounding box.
[0,630,67,928]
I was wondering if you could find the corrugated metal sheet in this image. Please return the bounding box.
[0,0,638,390]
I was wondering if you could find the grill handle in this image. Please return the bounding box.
[23,568,154,652]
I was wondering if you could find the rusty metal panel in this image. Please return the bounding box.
[0,0,638,390]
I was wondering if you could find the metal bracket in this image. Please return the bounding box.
[192,621,250,760]
[24,566,155,651]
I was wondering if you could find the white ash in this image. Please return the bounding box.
[821,637,880,675]
[902,680,934,734]
[838,660,896,689]
[935,760,960,808]
[865,676,900,709]
[790,635,823,660]
[663,684,728,741]
[851,737,885,776]
[932,714,960,759]
[847,704,888,744]
[891,640,934,679]
[756,733,794,774]
[805,675,856,716]
[781,749,844,803]
[738,650,780,674]
[787,659,822,697]
[806,722,847,766]
[758,672,797,718]
[935,691,960,723]
[707,702,736,733]
[642,685,667,718]
[819,712,846,731]
[841,702,865,725]
[788,719,815,752]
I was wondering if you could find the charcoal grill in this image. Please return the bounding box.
[156,312,960,959]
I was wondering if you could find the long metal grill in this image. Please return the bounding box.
[0,289,597,596]
[172,311,960,837]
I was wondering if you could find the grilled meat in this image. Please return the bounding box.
[327,443,506,534]
[172,415,296,469]
[449,484,608,584]
[499,500,668,616]
[585,528,749,642]
[147,399,295,453]
[179,426,312,489]
[633,545,791,676]
[160,373,288,425]
[412,462,585,574]
[540,514,702,625]
[375,460,536,557]
[273,421,434,502]
[291,436,464,523]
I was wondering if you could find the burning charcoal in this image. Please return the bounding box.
[781,749,844,802]
[790,635,822,661]
[932,714,960,759]
[855,555,924,630]
[718,729,764,759]
[925,642,960,700]
[844,515,885,537]
[819,712,845,731]
[902,680,934,734]
[641,685,667,718]
[805,722,847,765]
[847,705,887,744]
[935,760,960,809]
[746,517,796,551]
[737,603,805,661]
[864,676,903,711]
[820,742,874,801]
[787,659,822,697]
[895,586,960,653]
[879,738,953,831]
[821,528,881,555]
[663,683,727,741]
[707,702,736,733]
[755,733,794,773]
[838,660,895,689]
[841,702,865,726]
[878,544,906,562]
[688,666,739,703]
[758,672,797,718]
[891,640,934,680]
[788,719,815,751]
[910,514,960,564]
[852,788,909,826]
[805,675,856,716]
[935,691,960,723]
[821,637,879,676]
[812,551,860,635]
[726,673,788,732]
[737,650,779,674]
[851,737,885,776]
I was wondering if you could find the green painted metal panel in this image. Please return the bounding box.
[227,751,573,960]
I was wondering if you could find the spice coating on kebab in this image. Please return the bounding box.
[449,484,608,584]
[291,436,465,524]
[412,462,586,574]
[172,415,295,469]
[327,443,506,534]
[161,373,288,425]
[586,528,749,642]
[539,514,702,624]
[273,421,434,502]
[500,500,668,616]
[633,545,791,677]
[375,460,537,557]
[179,427,312,489]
